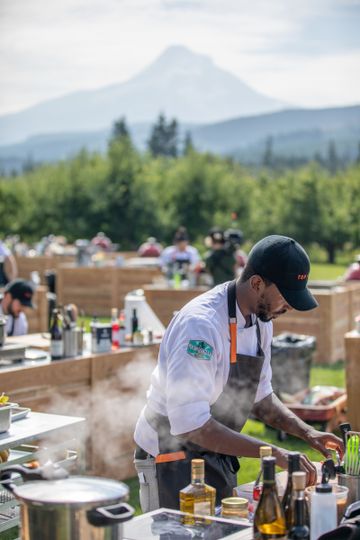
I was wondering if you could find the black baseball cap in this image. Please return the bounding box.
[4,279,35,308]
[248,235,318,311]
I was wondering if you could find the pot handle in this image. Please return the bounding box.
[87,502,134,527]
[0,463,69,493]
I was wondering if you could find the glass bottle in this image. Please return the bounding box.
[50,308,63,360]
[111,307,120,349]
[131,308,139,341]
[253,456,287,540]
[179,459,216,526]
[288,473,310,539]
[253,446,273,502]
[118,309,126,345]
[282,451,301,529]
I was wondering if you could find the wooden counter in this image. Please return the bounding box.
[0,343,159,480]
[143,285,208,326]
[273,283,360,364]
[57,264,162,316]
[345,330,360,431]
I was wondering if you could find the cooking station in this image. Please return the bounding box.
[0,411,85,536]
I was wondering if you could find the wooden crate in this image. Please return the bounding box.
[16,255,75,284]
[345,330,360,431]
[143,285,208,326]
[56,264,162,316]
[273,286,351,364]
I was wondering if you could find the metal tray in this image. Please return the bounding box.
[11,407,31,422]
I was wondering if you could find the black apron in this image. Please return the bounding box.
[146,280,265,509]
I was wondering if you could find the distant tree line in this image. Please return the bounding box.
[0,115,359,264]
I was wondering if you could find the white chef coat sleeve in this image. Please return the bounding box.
[164,316,219,437]
[254,321,273,403]
[16,313,28,336]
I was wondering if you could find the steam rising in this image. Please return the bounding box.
[40,350,157,479]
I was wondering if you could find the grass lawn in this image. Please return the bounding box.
[310,262,346,281]
[125,361,345,515]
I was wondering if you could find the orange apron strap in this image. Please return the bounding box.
[155,451,186,464]
[229,319,237,364]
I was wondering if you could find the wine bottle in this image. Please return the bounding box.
[179,459,216,526]
[253,456,287,540]
[282,452,301,529]
[50,308,63,360]
[253,446,273,503]
[131,308,139,341]
[288,473,309,539]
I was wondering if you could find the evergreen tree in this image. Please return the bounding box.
[111,117,130,142]
[148,113,179,157]
[327,140,338,174]
[262,136,274,168]
[183,131,195,155]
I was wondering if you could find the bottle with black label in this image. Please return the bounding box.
[50,308,63,360]
[288,472,309,539]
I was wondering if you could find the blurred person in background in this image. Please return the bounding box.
[0,239,18,286]
[204,227,238,285]
[159,227,200,282]
[91,231,112,252]
[224,228,248,277]
[344,254,360,281]
[0,279,34,336]
[138,236,163,258]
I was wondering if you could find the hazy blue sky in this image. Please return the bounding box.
[0,0,359,115]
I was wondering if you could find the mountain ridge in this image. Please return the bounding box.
[0,45,285,146]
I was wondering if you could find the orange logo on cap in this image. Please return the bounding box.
[297,274,308,280]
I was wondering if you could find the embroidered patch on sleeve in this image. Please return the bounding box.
[187,340,214,361]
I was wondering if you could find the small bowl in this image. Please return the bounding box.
[0,405,12,433]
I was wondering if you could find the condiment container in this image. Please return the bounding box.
[221,497,248,520]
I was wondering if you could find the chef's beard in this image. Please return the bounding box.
[256,294,287,322]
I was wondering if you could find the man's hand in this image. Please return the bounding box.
[273,447,318,486]
[305,429,344,460]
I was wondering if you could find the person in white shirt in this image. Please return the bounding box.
[0,240,18,286]
[0,279,35,336]
[134,235,344,512]
[159,227,200,276]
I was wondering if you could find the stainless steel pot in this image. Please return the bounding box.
[0,464,134,540]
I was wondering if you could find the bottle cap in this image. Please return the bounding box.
[288,451,300,467]
[221,497,248,510]
[259,446,272,458]
[191,459,204,479]
[292,471,306,490]
[316,483,332,493]
[262,456,276,480]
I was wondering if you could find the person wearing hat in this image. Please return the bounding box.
[204,227,238,285]
[134,235,344,512]
[0,279,35,336]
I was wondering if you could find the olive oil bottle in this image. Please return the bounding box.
[179,459,216,525]
[253,456,287,540]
